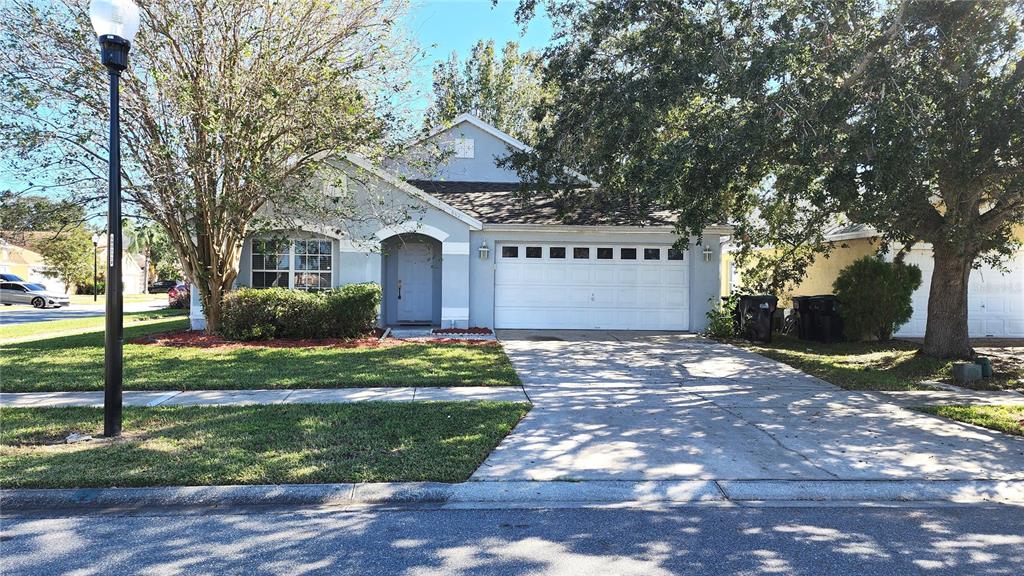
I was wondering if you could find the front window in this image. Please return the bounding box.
[251,237,332,290]
[293,240,333,291]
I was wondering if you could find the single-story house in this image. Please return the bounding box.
[191,114,731,332]
[0,239,68,294]
[724,224,1024,338]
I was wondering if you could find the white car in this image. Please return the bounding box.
[0,281,71,308]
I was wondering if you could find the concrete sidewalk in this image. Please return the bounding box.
[0,387,530,408]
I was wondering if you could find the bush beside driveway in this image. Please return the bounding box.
[1,322,521,392]
[0,402,530,488]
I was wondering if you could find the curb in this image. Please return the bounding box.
[3,479,1023,512]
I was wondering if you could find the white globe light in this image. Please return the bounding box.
[89,0,141,41]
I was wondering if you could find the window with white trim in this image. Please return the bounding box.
[293,240,333,291]
[251,238,333,290]
[251,239,290,288]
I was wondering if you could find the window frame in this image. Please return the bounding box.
[250,237,334,290]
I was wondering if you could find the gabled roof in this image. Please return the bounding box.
[416,113,531,153]
[825,223,879,242]
[415,113,597,187]
[340,154,483,230]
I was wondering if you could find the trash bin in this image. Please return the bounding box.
[808,295,844,342]
[791,296,813,340]
[791,295,844,342]
[735,295,778,343]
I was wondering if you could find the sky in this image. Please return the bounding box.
[1,1,555,197]
[403,0,554,123]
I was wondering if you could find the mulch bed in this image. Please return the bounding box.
[128,329,497,350]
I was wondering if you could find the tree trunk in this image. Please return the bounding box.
[922,243,974,359]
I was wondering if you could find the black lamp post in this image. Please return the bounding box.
[90,0,140,437]
[91,233,100,302]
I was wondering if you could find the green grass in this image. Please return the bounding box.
[0,322,521,392]
[742,336,950,391]
[916,405,1024,437]
[0,402,530,488]
[68,294,168,305]
[0,308,185,341]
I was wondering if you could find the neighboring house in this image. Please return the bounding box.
[195,114,731,331]
[0,238,69,294]
[727,224,1024,338]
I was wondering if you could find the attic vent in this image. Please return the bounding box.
[452,137,475,159]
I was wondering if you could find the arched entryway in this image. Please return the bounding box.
[381,234,442,326]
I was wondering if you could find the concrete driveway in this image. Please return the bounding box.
[472,331,1024,482]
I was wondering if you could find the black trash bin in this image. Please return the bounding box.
[808,295,844,343]
[734,295,778,343]
[791,296,813,340]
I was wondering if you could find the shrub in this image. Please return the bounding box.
[76,281,106,295]
[168,290,190,309]
[833,256,922,341]
[705,293,739,339]
[219,284,381,341]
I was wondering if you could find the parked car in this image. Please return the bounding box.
[167,282,189,307]
[0,281,71,308]
[148,279,179,293]
[0,273,25,282]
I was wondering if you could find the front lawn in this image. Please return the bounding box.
[0,402,530,488]
[741,336,948,391]
[68,294,168,305]
[741,336,1024,391]
[1,322,521,392]
[0,308,185,342]
[916,405,1024,437]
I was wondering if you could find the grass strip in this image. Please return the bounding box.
[0,308,185,342]
[0,402,530,488]
[916,404,1024,437]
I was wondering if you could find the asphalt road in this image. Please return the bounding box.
[0,301,167,325]
[2,504,1022,575]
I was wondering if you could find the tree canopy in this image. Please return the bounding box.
[510,0,1024,358]
[425,39,546,143]
[1,0,416,329]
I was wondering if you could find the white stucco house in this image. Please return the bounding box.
[191,114,731,332]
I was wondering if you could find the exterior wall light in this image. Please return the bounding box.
[703,245,713,262]
[478,241,490,260]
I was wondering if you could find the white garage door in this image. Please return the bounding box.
[896,248,1024,338]
[494,243,689,330]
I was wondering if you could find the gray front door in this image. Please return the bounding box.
[396,242,434,323]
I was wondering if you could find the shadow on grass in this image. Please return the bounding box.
[0,402,531,488]
[743,336,950,391]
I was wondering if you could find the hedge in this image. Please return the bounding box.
[219,284,381,341]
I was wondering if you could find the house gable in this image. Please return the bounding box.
[387,114,527,184]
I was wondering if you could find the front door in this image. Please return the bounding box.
[395,242,434,324]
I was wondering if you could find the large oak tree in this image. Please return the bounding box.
[509,0,1024,358]
[1,0,415,330]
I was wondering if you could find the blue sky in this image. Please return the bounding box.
[2,1,554,196]
[404,0,554,121]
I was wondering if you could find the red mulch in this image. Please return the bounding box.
[128,329,497,349]
[432,327,493,335]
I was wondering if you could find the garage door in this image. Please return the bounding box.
[895,248,1024,338]
[494,243,689,330]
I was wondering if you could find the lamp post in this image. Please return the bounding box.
[90,0,140,437]
[91,233,101,302]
